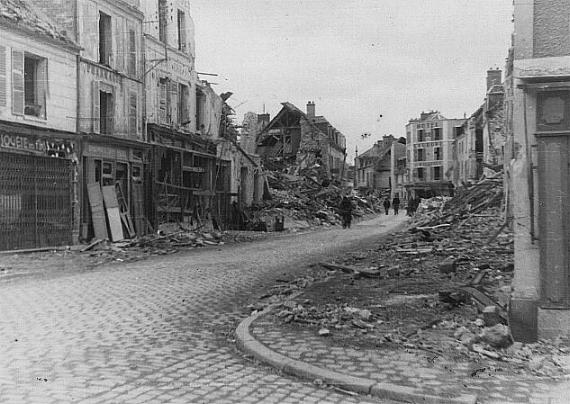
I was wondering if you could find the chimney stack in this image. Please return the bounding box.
[486,68,502,90]
[306,101,315,118]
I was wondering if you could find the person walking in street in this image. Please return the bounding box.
[392,195,400,215]
[339,196,354,229]
[383,197,390,215]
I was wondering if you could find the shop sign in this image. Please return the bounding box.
[0,131,76,158]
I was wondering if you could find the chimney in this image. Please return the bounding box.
[486,68,502,90]
[306,101,315,118]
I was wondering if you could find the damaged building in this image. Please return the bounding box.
[354,135,404,194]
[256,101,347,183]
[404,111,464,198]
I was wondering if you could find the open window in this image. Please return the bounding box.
[23,53,47,118]
[158,0,167,43]
[179,83,189,126]
[177,10,187,52]
[100,90,113,135]
[433,127,442,140]
[99,12,112,66]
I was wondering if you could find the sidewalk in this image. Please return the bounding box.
[238,307,570,404]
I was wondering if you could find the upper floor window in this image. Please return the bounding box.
[128,29,136,76]
[434,147,442,160]
[417,148,425,161]
[99,12,112,66]
[537,90,570,132]
[177,10,187,52]
[433,127,442,140]
[417,129,424,142]
[10,50,47,119]
[158,0,167,43]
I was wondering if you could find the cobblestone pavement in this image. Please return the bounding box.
[0,215,406,403]
[251,306,570,403]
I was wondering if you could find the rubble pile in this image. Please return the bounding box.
[410,171,504,227]
[247,171,381,230]
[81,228,226,264]
[261,200,568,377]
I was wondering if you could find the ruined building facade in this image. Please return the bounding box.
[508,0,570,340]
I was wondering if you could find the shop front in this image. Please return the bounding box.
[0,122,79,250]
[81,136,151,241]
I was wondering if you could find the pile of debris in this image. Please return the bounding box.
[81,228,226,265]
[410,171,504,227]
[244,171,381,230]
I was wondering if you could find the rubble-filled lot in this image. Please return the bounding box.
[252,173,570,380]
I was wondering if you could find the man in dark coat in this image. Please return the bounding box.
[339,196,353,229]
[392,196,400,215]
[383,198,390,215]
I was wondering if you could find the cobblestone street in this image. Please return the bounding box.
[0,215,405,403]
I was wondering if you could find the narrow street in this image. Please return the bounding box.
[0,215,406,404]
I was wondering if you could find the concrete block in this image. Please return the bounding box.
[538,307,570,340]
[483,305,501,326]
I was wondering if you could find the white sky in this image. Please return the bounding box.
[191,0,513,158]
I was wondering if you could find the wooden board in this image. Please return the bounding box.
[87,183,109,240]
[102,185,124,242]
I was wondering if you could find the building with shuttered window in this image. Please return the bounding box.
[0,0,81,250]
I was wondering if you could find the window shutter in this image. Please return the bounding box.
[158,80,167,124]
[38,58,48,119]
[128,29,136,76]
[92,80,100,133]
[115,18,124,72]
[169,81,178,125]
[129,92,137,137]
[0,45,6,107]
[11,49,24,115]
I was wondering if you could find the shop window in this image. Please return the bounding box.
[99,12,112,66]
[102,161,114,186]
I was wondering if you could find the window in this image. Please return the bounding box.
[417,129,424,142]
[177,10,187,52]
[22,54,47,118]
[417,167,425,180]
[99,12,112,66]
[158,0,167,43]
[100,90,113,135]
[537,90,570,131]
[417,148,425,161]
[433,127,442,140]
[434,147,442,160]
[433,166,442,181]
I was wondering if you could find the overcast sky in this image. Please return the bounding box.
[191,0,513,158]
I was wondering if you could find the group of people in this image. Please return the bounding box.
[338,194,421,229]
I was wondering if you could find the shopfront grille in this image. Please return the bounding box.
[0,151,73,250]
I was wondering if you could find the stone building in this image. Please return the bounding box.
[354,135,403,194]
[256,102,346,182]
[404,111,464,198]
[507,0,570,340]
[0,0,81,250]
[31,0,149,240]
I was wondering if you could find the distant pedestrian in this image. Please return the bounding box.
[392,196,400,215]
[406,199,413,216]
[339,196,353,229]
[383,198,390,215]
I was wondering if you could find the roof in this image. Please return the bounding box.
[0,0,78,48]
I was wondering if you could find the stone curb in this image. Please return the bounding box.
[236,308,478,404]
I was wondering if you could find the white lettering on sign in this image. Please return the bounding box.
[1,134,47,152]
